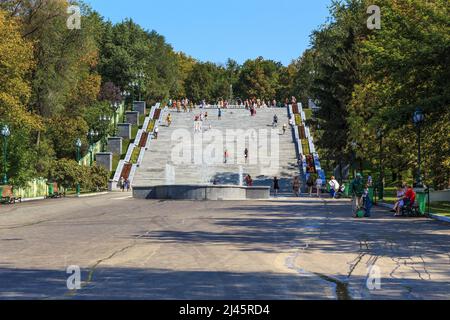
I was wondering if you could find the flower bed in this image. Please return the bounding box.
[130,146,141,164]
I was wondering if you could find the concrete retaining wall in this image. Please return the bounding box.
[132,185,270,200]
[430,190,450,202]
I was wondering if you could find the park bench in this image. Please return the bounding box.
[401,198,421,217]
[46,182,65,199]
[0,185,22,204]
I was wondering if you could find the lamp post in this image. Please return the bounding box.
[1,125,11,185]
[122,90,130,121]
[111,102,120,136]
[128,81,137,107]
[377,128,384,200]
[136,71,144,101]
[413,108,425,188]
[87,130,99,166]
[99,115,111,152]
[351,141,358,179]
[75,138,82,197]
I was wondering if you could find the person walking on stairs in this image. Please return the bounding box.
[245,175,253,187]
[293,176,301,197]
[273,177,280,197]
[224,149,229,164]
[273,114,278,128]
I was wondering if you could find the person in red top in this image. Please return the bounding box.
[404,185,416,204]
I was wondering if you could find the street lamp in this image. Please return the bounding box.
[128,81,137,106]
[377,128,384,200]
[351,141,358,179]
[135,72,145,101]
[75,138,82,196]
[111,102,120,136]
[1,125,11,185]
[99,115,111,152]
[413,108,425,188]
[87,129,99,166]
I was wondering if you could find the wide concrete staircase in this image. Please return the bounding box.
[133,108,299,193]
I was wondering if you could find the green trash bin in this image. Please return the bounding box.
[47,183,54,197]
[344,183,350,197]
[368,187,375,203]
[417,192,428,216]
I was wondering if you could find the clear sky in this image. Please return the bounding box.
[84,0,332,65]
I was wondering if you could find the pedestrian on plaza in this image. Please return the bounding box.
[273,177,280,197]
[307,175,314,197]
[350,173,365,217]
[244,148,249,163]
[119,176,125,192]
[329,176,340,199]
[367,174,373,187]
[218,107,222,120]
[124,178,130,192]
[293,176,301,197]
[283,123,287,135]
[316,176,323,197]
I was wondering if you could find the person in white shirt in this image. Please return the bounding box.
[329,176,340,199]
[316,177,323,197]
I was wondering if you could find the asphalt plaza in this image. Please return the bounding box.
[0,193,449,300]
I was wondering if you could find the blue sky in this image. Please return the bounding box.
[85,0,332,65]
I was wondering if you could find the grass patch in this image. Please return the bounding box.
[430,202,450,216]
[304,109,313,120]
[122,139,131,158]
[139,114,146,127]
[131,125,138,142]
[110,154,121,179]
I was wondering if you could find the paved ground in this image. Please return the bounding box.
[0,193,449,300]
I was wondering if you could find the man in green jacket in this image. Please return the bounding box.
[350,173,365,216]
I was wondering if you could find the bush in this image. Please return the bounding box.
[85,165,109,192]
[48,159,109,192]
[48,159,84,190]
